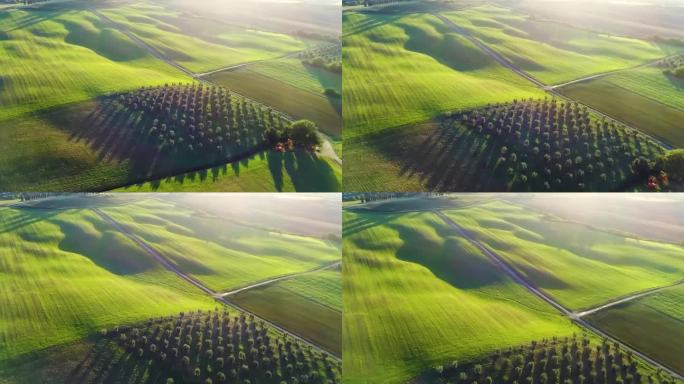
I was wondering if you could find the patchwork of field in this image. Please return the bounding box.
[586,284,684,375]
[0,194,342,382]
[342,11,544,138]
[100,199,341,292]
[443,4,674,85]
[0,205,215,361]
[207,69,342,137]
[443,200,684,310]
[343,209,578,384]
[559,67,684,147]
[0,7,188,121]
[231,269,342,355]
[98,2,310,73]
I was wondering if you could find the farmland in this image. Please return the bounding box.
[342,1,684,192]
[0,0,341,192]
[0,193,342,383]
[343,194,684,383]
[586,285,684,376]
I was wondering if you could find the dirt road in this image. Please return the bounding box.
[433,210,684,381]
[92,208,342,359]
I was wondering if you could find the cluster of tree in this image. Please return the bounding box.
[658,55,684,79]
[103,308,341,384]
[264,119,323,151]
[117,83,286,159]
[429,335,678,384]
[445,98,664,191]
[300,44,341,74]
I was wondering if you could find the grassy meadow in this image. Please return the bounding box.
[443,4,674,85]
[100,199,341,292]
[444,200,684,310]
[586,284,684,375]
[0,7,189,121]
[342,11,544,139]
[98,2,309,73]
[230,269,342,356]
[343,209,578,384]
[115,150,342,192]
[0,205,215,362]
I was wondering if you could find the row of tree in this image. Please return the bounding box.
[429,335,678,384]
[444,98,664,191]
[103,308,340,384]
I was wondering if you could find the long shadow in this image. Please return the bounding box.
[283,150,341,192]
[389,214,508,290]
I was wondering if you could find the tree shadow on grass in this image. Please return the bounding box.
[41,97,268,191]
[283,150,341,192]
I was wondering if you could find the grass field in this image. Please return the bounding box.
[444,200,684,310]
[115,150,342,192]
[0,7,189,121]
[99,2,309,73]
[0,206,215,362]
[342,11,545,138]
[559,68,684,148]
[230,269,342,356]
[100,199,341,292]
[443,4,674,85]
[207,69,342,137]
[343,209,578,384]
[506,194,684,244]
[586,284,684,375]
[249,56,342,95]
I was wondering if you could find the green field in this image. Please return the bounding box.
[0,205,215,362]
[207,69,342,137]
[99,2,309,73]
[343,209,578,384]
[559,68,684,148]
[115,150,342,192]
[586,284,684,376]
[250,56,342,95]
[231,269,342,356]
[0,7,189,121]
[444,200,684,310]
[443,4,674,85]
[100,199,341,292]
[342,11,544,138]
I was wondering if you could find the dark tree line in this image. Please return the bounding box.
[299,44,341,74]
[444,98,665,191]
[429,335,678,384]
[103,308,340,384]
[658,55,684,79]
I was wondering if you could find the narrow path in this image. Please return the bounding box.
[433,210,684,381]
[575,280,684,318]
[92,208,342,360]
[548,54,682,90]
[218,261,341,298]
[433,13,673,150]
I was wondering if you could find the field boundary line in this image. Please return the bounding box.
[432,12,674,150]
[575,279,684,317]
[433,210,684,381]
[217,261,341,297]
[91,208,342,360]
